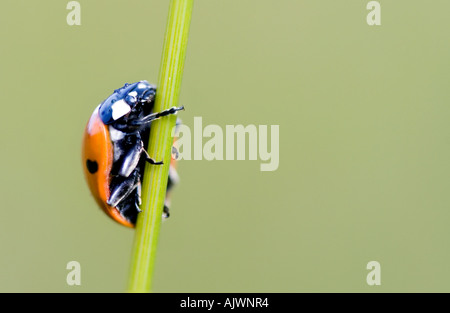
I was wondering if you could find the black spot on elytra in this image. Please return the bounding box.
[86,159,98,174]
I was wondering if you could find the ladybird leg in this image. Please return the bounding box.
[115,188,140,225]
[132,179,142,213]
[171,117,182,160]
[131,193,142,213]
[135,202,142,213]
[174,117,182,134]
[162,165,179,219]
[171,146,179,160]
[119,136,145,177]
[136,182,142,206]
[141,148,163,165]
[108,172,139,208]
[163,204,170,219]
[130,106,185,127]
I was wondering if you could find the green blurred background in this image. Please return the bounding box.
[1,0,449,292]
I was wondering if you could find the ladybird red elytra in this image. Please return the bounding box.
[82,81,183,227]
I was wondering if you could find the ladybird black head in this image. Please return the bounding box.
[99,81,156,125]
[86,159,98,174]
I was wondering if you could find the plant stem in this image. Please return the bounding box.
[128,0,193,293]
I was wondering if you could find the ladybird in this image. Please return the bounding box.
[82,81,183,227]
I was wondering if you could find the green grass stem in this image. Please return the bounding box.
[128,0,193,293]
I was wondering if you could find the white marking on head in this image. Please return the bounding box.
[128,91,138,97]
[111,99,131,120]
[137,83,147,90]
